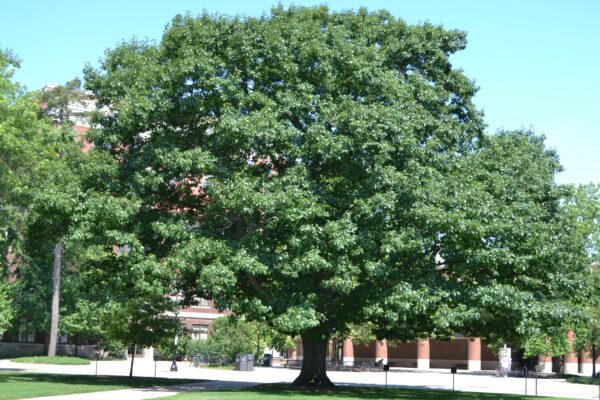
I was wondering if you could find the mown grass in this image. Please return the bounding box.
[11,356,90,365]
[165,383,573,400]
[0,372,204,400]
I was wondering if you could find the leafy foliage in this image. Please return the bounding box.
[204,317,258,363]
[9,78,95,356]
[162,316,294,363]
[83,5,591,384]
[0,281,12,331]
[0,50,54,244]
[38,78,89,125]
[0,50,69,333]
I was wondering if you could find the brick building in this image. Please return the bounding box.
[287,333,600,374]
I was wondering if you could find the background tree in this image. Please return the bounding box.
[23,79,90,357]
[181,316,294,364]
[38,78,88,125]
[72,158,180,377]
[574,291,600,377]
[84,6,590,386]
[570,184,600,264]
[102,294,178,377]
[192,316,257,364]
[568,184,600,375]
[0,49,59,332]
[0,282,11,332]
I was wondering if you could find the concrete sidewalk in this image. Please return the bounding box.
[2,359,598,399]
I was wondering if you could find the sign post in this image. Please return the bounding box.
[499,345,512,377]
[92,352,100,376]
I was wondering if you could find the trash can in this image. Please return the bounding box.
[235,354,254,371]
[245,354,254,371]
[263,353,272,367]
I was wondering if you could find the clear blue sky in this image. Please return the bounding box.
[1,1,598,185]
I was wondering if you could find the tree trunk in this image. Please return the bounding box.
[47,240,61,357]
[292,330,334,387]
[592,343,596,378]
[129,344,135,378]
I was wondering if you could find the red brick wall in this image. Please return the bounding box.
[430,339,468,360]
[180,318,215,333]
[353,342,375,358]
[481,341,498,362]
[180,300,224,315]
[388,341,417,359]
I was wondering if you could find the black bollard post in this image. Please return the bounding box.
[383,364,389,389]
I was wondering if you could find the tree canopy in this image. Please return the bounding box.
[84,6,591,385]
[0,50,56,250]
[0,49,61,332]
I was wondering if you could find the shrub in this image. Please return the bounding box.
[96,340,126,360]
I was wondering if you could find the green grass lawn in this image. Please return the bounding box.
[165,384,573,400]
[11,356,90,365]
[0,372,204,400]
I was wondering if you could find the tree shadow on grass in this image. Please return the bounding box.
[211,384,527,399]
[0,372,203,388]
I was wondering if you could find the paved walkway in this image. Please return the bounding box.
[2,359,598,399]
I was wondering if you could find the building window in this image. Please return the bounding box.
[191,324,209,340]
[18,327,35,343]
[193,297,210,308]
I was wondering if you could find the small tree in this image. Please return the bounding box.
[0,49,57,331]
[208,317,258,363]
[33,79,91,357]
[103,297,178,377]
[1,54,92,340]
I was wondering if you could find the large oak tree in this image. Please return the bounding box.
[84,6,589,386]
